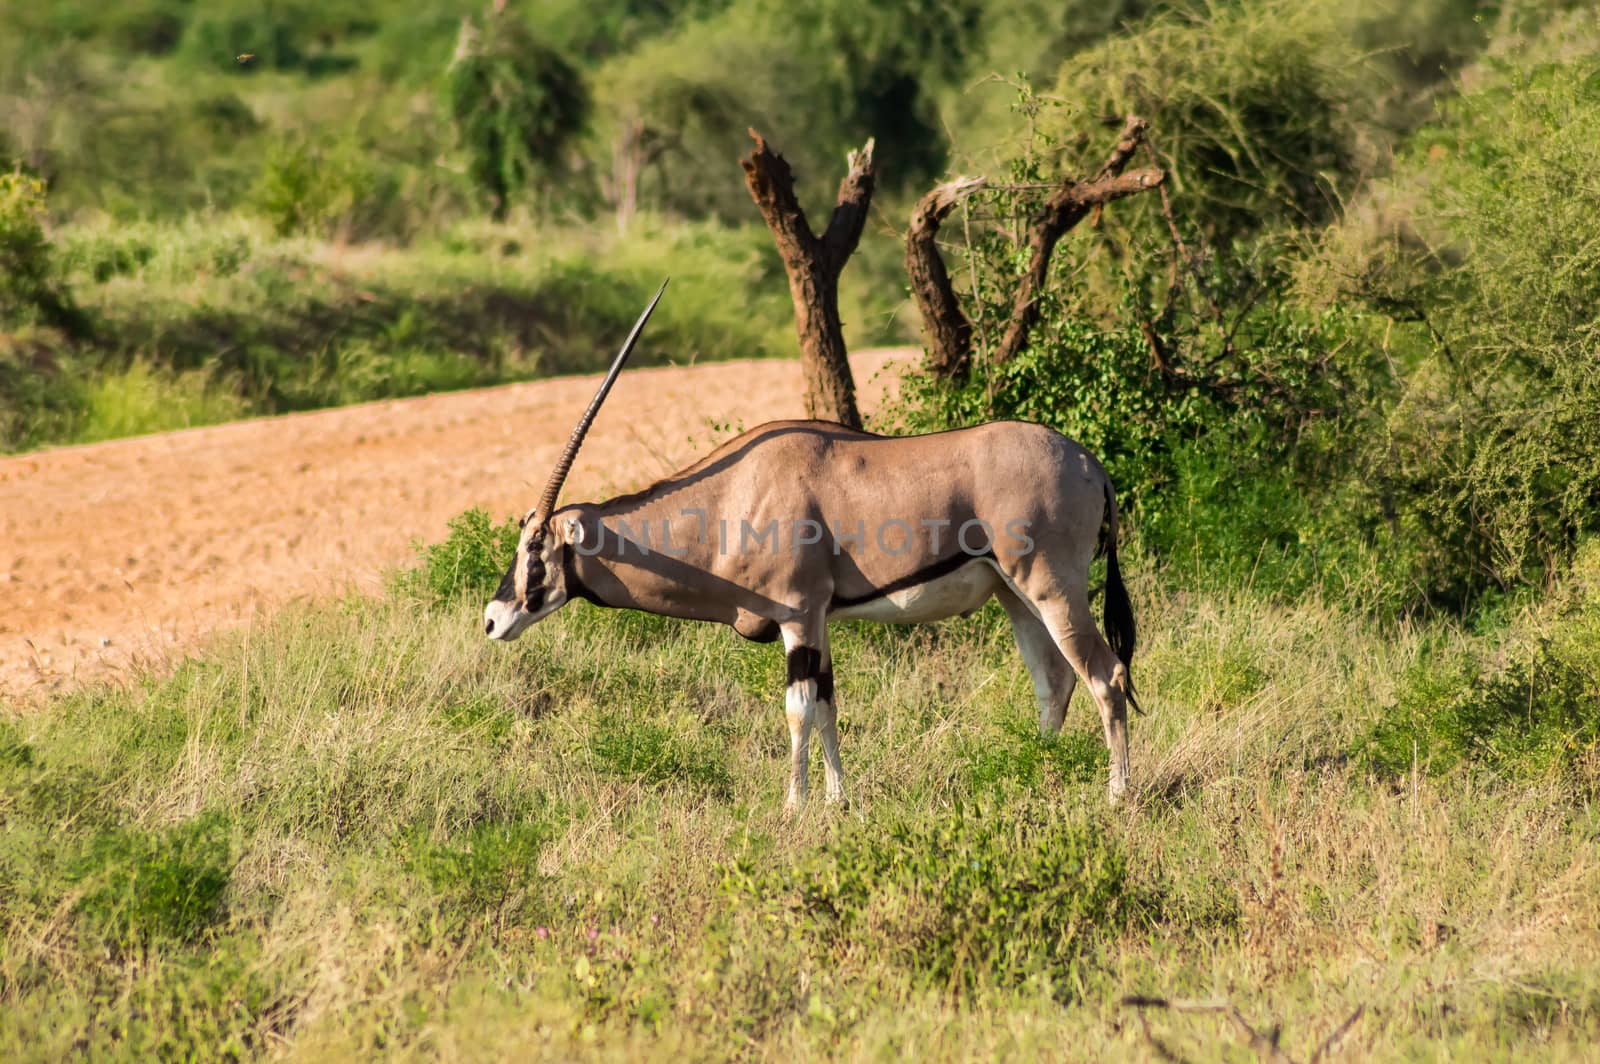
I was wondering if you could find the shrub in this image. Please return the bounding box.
[1305,55,1600,600]
[445,7,590,221]
[249,140,400,240]
[1358,640,1600,789]
[962,716,1105,795]
[1357,545,1600,789]
[71,812,234,948]
[725,802,1148,997]
[406,818,554,923]
[589,712,735,796]
[396,507,521,606]
[1049,0,1378,244]
[0,171,85,334]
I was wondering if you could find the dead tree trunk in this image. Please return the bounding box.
[742,130,875,429]
[905,116,1165,380]
[906,176,987,381]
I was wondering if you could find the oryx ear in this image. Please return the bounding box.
[563,514,585,545]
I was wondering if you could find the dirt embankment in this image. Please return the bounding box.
[0,349,913,706]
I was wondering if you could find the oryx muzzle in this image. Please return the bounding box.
[485,281,1138,807]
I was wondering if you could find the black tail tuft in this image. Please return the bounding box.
[1101,482,1140,711]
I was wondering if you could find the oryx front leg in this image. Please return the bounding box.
[781,626,839,812]
[813,645,847,807]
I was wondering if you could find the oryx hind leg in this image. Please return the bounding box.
[780,620,842,811]
[1021,589,1132,804]
[996,585,1077,734]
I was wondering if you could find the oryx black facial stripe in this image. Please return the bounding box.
[523,532,547,610]
[785,646,832,703]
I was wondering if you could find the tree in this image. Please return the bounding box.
[742,130,876,429]
[907,117,1163,382]
[445,3,589,221]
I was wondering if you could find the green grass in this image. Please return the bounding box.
[2,527,1597,1059]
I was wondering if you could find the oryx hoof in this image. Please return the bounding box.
[1107,776,1130,807]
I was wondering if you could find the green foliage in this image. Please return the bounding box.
[1306,53,1600,600]
[445,7,590,220]
[179,2,376,75]
[0,171,84,333]
[250,139,399,239]
[406,818,553,919]
[596,0,980,219]
[1050,0,1378,243]
[726,802,1147,997]
[398,507,521,605]
[589,712,735,795]
[71,813,234,948]
[3,215,812,451]
[1357,566,1600,788]
[962,718,1105,794]
[883,207,1369,565]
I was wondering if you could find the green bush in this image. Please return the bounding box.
[1358,639,1600,789]
[250,140,401,240]
[445,7,590,220]
[1304,54,1600,601]
[726,802,1148,997]
[589,712,735,796]
[1357,544,1600,788]
[396,507,521,606]
[0,171,84,333]
[1049,0,1378,243]
[961,717,1105,795]
[406,818,554,922]
[71,812,234,948]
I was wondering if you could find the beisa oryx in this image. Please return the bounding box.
[484,282,1139,807]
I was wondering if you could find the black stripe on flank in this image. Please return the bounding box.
[829,551,993,610]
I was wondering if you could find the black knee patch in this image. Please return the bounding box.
[786,646,820,686]
[787,647,834,703]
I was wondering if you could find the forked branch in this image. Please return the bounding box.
[742,130,876,428]
[1120,995,1366,1063]
[903,116,1165,381]
[992,116,1163,368]
[906,175,987,380]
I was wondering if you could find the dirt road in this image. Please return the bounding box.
[0,349,914,706]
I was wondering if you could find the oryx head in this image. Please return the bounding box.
[484,280,667,641]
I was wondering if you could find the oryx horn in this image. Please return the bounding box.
[535,278,668,524]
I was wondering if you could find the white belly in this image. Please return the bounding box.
[829,559,1001,623]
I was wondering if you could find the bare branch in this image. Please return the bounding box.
[742,129,823,272]
[820,138,876,272]
[1096,115,1151,182]
[1121,995,1367,1064]
[906,175,987,381]
[1309,1006,1366,1063]
[991,159,1164,368]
